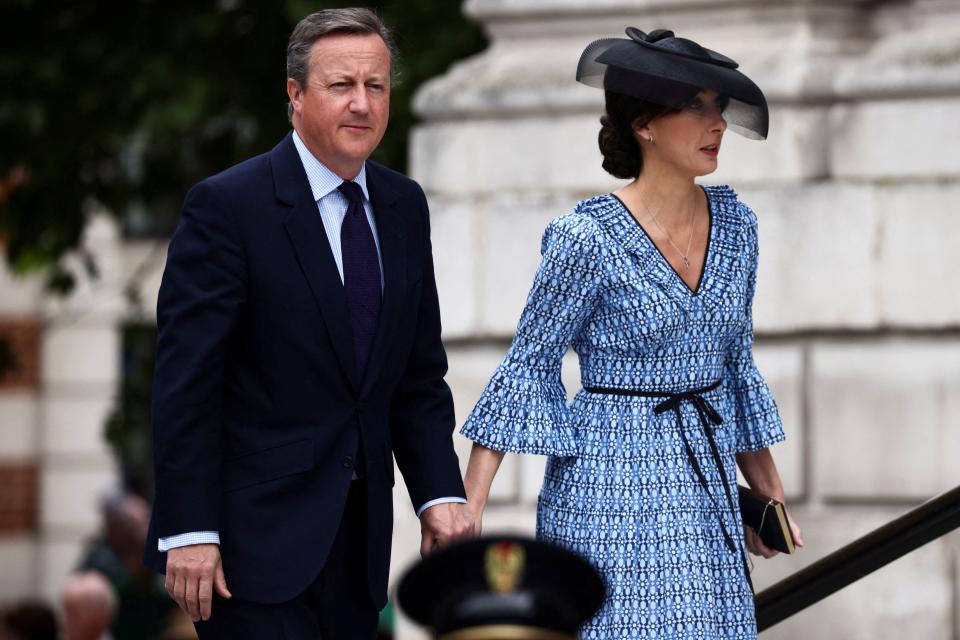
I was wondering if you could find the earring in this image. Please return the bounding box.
[647,134,654,144]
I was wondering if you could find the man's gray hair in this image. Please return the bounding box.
[286,8,399,121]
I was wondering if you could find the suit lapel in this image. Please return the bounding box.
[272,133,360,391]
[361,165,405,397]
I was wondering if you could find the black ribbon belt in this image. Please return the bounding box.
[584,380,752,585]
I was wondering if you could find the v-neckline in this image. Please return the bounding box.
[610,186,714,296]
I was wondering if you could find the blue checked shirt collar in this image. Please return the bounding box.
[291,130,370,204]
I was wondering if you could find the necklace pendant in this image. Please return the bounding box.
[682,256,691,270]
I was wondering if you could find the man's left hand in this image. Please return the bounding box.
[419,502,475,557]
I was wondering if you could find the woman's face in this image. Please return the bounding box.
[638,89,728,177]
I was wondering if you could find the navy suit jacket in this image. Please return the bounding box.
[144,132,465,607]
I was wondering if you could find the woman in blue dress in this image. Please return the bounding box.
[460,28,804,639]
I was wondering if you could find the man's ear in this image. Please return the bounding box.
[287,78,303,116]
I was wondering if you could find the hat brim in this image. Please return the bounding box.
[397,537,605,636]
[577,37,769,140]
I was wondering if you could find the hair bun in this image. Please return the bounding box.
[598,111,640,180]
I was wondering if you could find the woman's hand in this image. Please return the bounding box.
[462,442,506,539]
[735,448,804,558]
[744,507,804,559]
[744,525,778,558]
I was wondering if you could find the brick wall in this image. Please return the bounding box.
[0,318,40,389]
[0,462,38,533]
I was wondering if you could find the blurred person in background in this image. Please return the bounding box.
[60,572,114,640]
[76,492,177,639]
[0,601,57,640]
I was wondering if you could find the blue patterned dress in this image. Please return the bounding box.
[461,185,785,639]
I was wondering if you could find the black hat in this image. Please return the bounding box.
[577,27,769,140]
[397,536,605,640]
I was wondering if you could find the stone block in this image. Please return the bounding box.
[876,182,960,327]
[810,340,960,500]
[38,538,86,604]
[447,344,507,428]
[411,115,615,197]
[737,184,880,332]
[834,22,960,98]
[478,193,583,337]
[41,323,119,388]
[0,392,38,458]
[412,38,591,119]
[487,453,519,503]
[518,454,547,505]
[0,537,37,600]
[478,504,537,536]
[752,505,954,640]
[429,198,480,339]
[41,395,114,458]
[831,97,960,180]
[752,343,805,499]
[40,464,118,532]
[710,106,831,185]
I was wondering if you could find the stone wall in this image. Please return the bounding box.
[392,0,960,638]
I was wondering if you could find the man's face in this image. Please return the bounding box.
[287,33,391,178]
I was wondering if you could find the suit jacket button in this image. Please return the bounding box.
[342,456,354,469]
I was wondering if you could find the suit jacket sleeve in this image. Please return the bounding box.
[151,179,247,538]
[389,184,466,511]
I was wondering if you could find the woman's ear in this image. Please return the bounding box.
[632,117,653,144]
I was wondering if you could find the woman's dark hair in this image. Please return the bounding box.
[598,90,674,179]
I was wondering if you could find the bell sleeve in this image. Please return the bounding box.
[725,204,786,452]
[460,213,604,456]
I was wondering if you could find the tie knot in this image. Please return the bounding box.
[337,180,364,206]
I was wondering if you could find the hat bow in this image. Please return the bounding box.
[625,26,739,70]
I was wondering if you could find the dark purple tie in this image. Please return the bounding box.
[338,180,382,379]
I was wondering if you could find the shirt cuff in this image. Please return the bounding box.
[158,531,221,552]
[416,496,467,518]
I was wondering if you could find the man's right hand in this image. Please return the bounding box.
[165,543,232,621]
[419,502,476,557]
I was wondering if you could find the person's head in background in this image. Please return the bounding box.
[0,601,57,640]
[61,572,115,640]
[101,491,150,578]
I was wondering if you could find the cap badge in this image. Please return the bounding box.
[485,541,526,594]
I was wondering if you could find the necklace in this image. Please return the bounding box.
[637,187,697,270]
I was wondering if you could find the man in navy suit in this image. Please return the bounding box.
[143,8,473,638]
